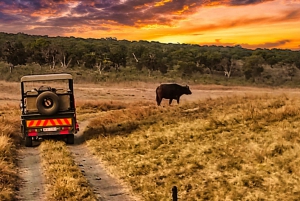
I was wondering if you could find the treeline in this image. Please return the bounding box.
[1,32,300,85]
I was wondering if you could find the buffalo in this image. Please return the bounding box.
[156,84,192,106]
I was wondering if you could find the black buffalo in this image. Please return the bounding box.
[156,84,192,106]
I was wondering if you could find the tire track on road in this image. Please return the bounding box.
[69,120,138,201]
[69,144,136,201]
[17,145,45,201]
[17,119,138,201]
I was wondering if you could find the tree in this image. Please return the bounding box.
[131,44,147,70]
[108,44,127,71]
[290,51,300,70]
[94,44,111,74]
[2,41,27,72]
[264,51,279,68]
[286,65,297,81]
[45,44,59,69]
[178,61,200,77]
[131,45,164,76]
[197,51,222,74]
[295,59,300,70]
[28,38,50,69]
[56,44,73,69]
[219,56,236,78]
[28,38,59,69]
[82,53,96,69]
[243,55,265,81]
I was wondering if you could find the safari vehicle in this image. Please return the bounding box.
[20,73,79,147]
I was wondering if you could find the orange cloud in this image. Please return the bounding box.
[0,0,299,50]
[155,0,173,7]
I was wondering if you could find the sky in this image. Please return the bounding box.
[0,0,300,50]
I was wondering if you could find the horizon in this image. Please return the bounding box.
[0,0,299,50]
[0,31,298,52]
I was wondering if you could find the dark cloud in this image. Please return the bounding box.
[2,0,275,31]
[0,0,298,47]
[65,0,204,27]
[240,40,292,49]
[229,0,274,6]
[198,39,295,50]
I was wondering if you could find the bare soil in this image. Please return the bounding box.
[69,120,138,201]
[8,81,300,201]
[69,144,136,201]
[16,146,46,201]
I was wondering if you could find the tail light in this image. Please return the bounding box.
[28,129,38,136]
[76,121,79,132]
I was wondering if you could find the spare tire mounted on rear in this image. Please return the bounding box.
[36,91,59,115]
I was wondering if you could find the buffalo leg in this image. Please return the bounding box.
[157,99,162,106]
[156,95,162,106]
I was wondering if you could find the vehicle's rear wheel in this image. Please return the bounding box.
[66,134,74,144]
[36,91,59,115]
[25,136,32,147]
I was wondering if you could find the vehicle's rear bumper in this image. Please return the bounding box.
[21,115,78,137]
[27,130,76,137]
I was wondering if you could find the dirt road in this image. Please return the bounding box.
[17,119,137,201]
[69,144,134,201]
[17,147,46,201]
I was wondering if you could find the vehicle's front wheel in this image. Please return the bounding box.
[25,136,32,147]
[66,134,74,144]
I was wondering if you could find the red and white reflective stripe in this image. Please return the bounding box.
[26,118,72,127]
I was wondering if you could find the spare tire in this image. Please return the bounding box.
[36,91,59,115]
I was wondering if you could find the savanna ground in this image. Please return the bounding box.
[2,80,300,200]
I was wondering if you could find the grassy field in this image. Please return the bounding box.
[84,94,300,200]
[3,79,300,200]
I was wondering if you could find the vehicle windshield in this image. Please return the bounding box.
[22,80,70,93]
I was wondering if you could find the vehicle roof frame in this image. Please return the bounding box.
[21,73,73,82]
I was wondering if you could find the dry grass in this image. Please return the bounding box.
[39,140,97,201]
[85,94,300,200]
[75,100,154,122]
[0,104,21,201]
[0,135,17,201]
[82,103,166,140]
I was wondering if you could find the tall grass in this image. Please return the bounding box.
[85,94,300,200]
[0,104,21,201]
[39,140,97,201]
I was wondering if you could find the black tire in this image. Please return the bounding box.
[25,136,32,147]
[36,91,59,115]
[66,134,74,144]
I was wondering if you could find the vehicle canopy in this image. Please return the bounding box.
[21,73,73,82]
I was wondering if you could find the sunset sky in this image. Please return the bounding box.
[0,0,300,50]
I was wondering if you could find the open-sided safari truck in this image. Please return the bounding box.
[20,73,79,147]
